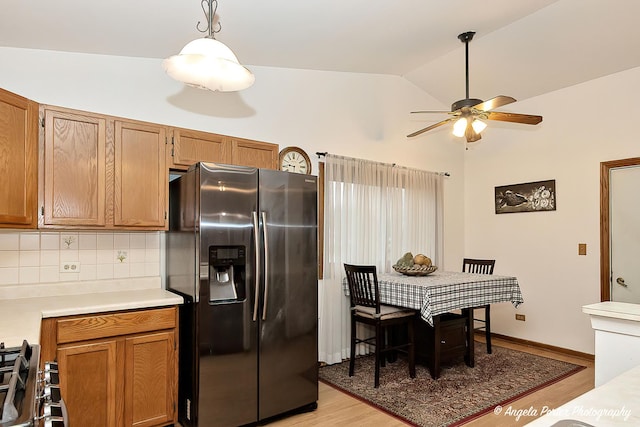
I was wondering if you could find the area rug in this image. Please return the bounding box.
[319,343,586,427]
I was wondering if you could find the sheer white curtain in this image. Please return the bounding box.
[318,154,444,364]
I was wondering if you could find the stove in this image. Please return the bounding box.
[0,341,65,427]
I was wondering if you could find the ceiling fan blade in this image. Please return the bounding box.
[407,118,454,138]
[410,110,452,114]
[486,111,543,125]
[472,95,517,112]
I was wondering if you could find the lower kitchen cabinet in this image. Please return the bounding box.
[40,307,178,427]
[124,332,176,427]
[57,340,118,427]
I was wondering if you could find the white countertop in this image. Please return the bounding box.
[0,277,183,348]
[582,301,640,322]
[525,364,640,426]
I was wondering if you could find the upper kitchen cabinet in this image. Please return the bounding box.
[0,88,38,228]
[40,107,168,230]
[230,136,278,169]
[168,129,278,171]
[169,127,230,170]
[114,119,167,228]
[41,106,107,227]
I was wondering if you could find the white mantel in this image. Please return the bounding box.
[583,301,640,386]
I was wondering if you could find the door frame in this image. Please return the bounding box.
[600,157,640,301]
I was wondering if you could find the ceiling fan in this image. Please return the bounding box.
[407,31,543,143]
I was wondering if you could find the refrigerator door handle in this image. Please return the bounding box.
[252,211,261,322]
[261,211,269,321]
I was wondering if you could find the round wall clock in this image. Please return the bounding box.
[279,146,312,174]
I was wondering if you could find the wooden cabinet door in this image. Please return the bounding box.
[124,332,177,427]
[170,128,230,170]
[230,137,278,169]
[43,107,107,226]
[0,89,38,228]
[114,120,167,228]
[58,340,118,427]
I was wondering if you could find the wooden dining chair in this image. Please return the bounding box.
[344,263,416,388]
[462,258,496,354]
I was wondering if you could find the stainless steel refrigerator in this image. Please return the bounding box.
[167,162,318,427]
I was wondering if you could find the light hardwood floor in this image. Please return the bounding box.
[268,336,595,426]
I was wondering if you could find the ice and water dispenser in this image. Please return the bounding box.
[208,245,246,303]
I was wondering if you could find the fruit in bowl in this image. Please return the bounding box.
[396,252,415,268]
[413,254,432,267]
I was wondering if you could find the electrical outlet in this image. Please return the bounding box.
[60,261,81,273]
[515,314,526,321]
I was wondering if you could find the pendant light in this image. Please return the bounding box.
[162,0,255,92]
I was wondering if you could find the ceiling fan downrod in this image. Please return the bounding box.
[452,31,482,112]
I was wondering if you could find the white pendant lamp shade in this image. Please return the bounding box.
[163,37,255,92]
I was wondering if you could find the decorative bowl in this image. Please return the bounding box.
[392,264,438,276]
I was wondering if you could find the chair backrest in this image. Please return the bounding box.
[344,264,380,313]
[462,258,495,275]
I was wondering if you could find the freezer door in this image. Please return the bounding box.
[196,163,260,427]
[258,170,318,420]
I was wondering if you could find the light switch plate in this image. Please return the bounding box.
[578,243,587,255]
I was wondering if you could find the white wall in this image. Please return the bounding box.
[9,47,630,355]
[0,47,465,284]
[464,66,640,354]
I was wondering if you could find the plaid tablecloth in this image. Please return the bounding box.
[343,270,524,326]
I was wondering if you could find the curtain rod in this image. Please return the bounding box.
[315,152,450,177]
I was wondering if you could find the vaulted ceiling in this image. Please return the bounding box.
[2,0,639,107]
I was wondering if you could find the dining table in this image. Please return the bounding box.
[344,268,524,378]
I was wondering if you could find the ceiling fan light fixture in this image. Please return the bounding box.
[472,119,487,134]
[453,117,467,137]
[407,31,543,140]
[163,0,254,92]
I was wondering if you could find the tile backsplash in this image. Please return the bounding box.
[0,231,162,285]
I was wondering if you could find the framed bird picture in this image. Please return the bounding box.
[495,179,556,214]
